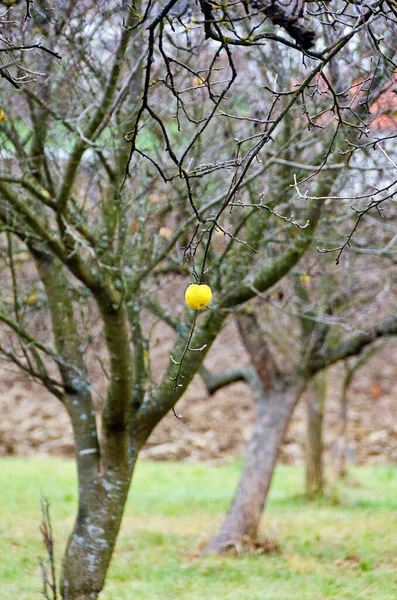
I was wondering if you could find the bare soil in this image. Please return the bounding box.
[1,317,396,466]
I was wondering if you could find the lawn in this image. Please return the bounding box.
[0,458,396,599]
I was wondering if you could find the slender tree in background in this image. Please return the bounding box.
[332,342,386,481]
[0,1,397,596]
[306,341,388,495]
[306,369,327,498]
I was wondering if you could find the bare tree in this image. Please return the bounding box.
[0,0,396,596]
[0,0,61,88]
[203,235,397,553]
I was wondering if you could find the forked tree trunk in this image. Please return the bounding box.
[203,385,298,554]
[31,247,137,599]
[60,301,136,599]
[305,369,327,498]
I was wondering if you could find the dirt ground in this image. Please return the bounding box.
[1,316,396,467]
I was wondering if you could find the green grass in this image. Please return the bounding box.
[0,459,396,599]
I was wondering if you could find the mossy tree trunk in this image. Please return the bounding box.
[334,370,349,481]
[31,247,136,598]
[305,369,327,498]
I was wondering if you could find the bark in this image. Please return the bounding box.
[134,309,228,445]
[251,0,316,50]
[334,373,349,480]
[30,248,106,599]
[222,200,324,309]
[31,243,136,599]
[203,385,298,554]
[32,248,100,504]
[59,9,144,594]
[305,369,327,497]
[61,298,135,599]
[60,457,137,600]
[309,315,397,374]
[203,310,300,554]
[235,311,281,391]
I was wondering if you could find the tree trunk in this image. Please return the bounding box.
[60,302,136,599]
[334,397,348,480]
[203,385,298,554]
[333,363,351,480]
[60,459,136,600]
[305,369,327,498]
[31,247,137,599]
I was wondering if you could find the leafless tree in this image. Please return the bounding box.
[0,0,396,596]
[203,235,397,553]
[0,0,61,88]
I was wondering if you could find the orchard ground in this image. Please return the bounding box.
[1,282,396,598]
[1,458,396,599]
[1,313,397,465]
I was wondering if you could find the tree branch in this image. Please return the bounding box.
[310,315,397,373]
